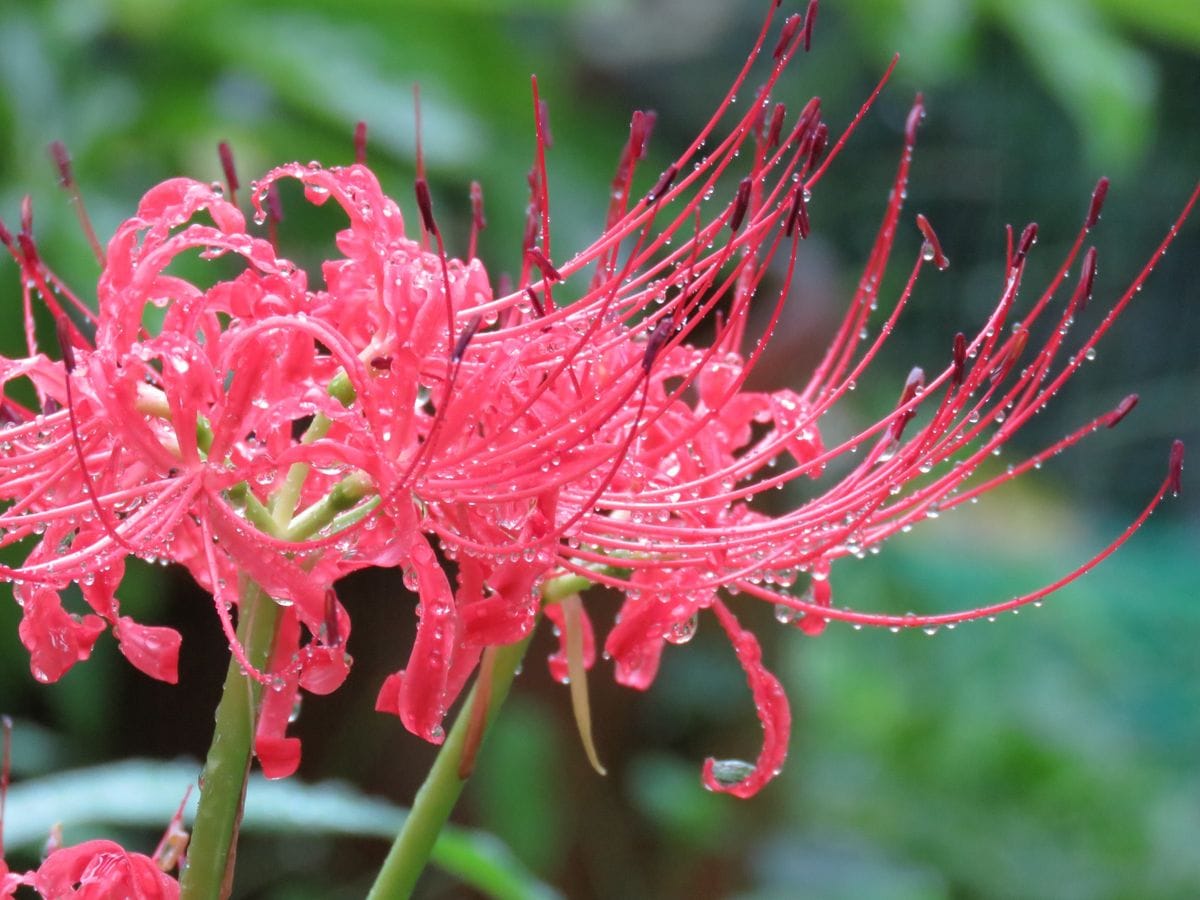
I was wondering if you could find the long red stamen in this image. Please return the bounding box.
[49,140,104,265]
[218,140,239,206]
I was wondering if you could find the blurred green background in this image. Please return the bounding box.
[1,0,1198,897]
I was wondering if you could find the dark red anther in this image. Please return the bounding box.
[1086,176,1109,229]
[647,164,678,203]
[643,314,675,372]
[526,247,562,282]
[266,184,283,223]
[730,177,753,232]
[453,313,483,363]
[414,177,438,236]
[470,180,487,232]
[324,589,342,647]
[802,0,819,51]
[766,103,787,151]
[1167,440,1184,494]
[774,14,802,60]
[1071,246,1098,313]
[1106,393,1138,428]
[629,110,657,160]
[915,213,949,270]
[951,332,967,386]
[17,198,39,267]
[1013,223,1038,264]
[370,356,392,371]
[218,141,239,202]
[796,97,821,135]
[991,328,1028,384]
[354,121,368,165]
[785,184,809,238]
[0,216,11,248]
[49,141,74,188]
[524,286,547,318]
[904,94,925,144]
[522,210,540,252]
[889,366,925,441]
[55,315,77,372]
[59,157,107,263]
[807,122,829,169]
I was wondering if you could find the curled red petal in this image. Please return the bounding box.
[115,617,182,684]
[255,735,302,780]
[255,609,303,778]
[391,537,459,743]
[16,584,106,683]
[700,600,790,798]
[375,671,403,716]
[603,596,668,691]
[298,646,352,696]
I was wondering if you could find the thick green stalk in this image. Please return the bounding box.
[365,570,598,898]
[179,580,281,900]
[366,636,533,900]
[181,406,345,898]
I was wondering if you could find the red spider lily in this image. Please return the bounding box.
[0,720,184,898]
[20,840,180,899]
[1,0,1195,795]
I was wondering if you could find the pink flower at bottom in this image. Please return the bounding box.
[27,840,179,900]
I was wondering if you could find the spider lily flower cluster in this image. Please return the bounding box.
[0,1,1193,798]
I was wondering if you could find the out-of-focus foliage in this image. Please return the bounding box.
[1,1,1197,898]
[5,760,560,899]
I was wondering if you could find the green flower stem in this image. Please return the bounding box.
[365,635,533,900]
[286,471,374,540]
[179,579,282,900]
[366,569,598,899]
[181,407,347,899]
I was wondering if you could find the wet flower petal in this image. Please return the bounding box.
[700,601,790,798]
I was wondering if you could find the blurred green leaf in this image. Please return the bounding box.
[627,753,730,850]
[471,697,570,875]
[1094,0,1200,48]
[987,0,1156,171]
